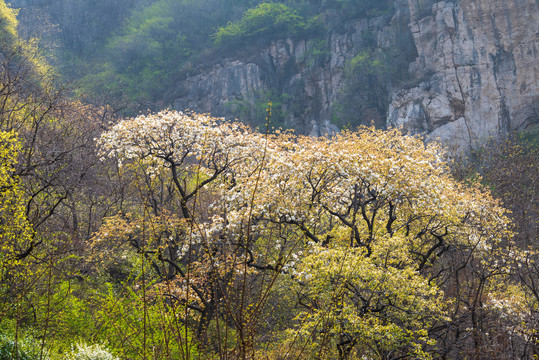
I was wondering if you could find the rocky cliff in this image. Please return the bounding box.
[173,0,539,149]
[389,0,539,151]
[173,0,415,136]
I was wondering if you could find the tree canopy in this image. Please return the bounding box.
[94,110,516,358]
[213,3,319,47]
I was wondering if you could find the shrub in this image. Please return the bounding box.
[0,334,42,360]
[213,2,320,47]
[65,343,118,360]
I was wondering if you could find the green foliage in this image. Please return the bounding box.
[0,332,43,360]
[0,131,33,276]
[77,0,246,103]
[297,38,330,66]
[0,1,53,84]
[333,49,389,129]
[94,283,198,359]
[0,1,18,43]
[213,3,320,47]
[334,30,416,130]
[26,273,199,360]
[349,50,383,73]
[520,123,539,147]
[91,2,186,101]
[227,89,291,129]
[101,9,190,101]
[35,280,97,348]
[288,242,446,359]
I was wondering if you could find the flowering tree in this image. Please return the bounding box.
[96,110,514,359]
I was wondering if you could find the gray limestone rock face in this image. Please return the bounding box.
[389,0,539,152]
[172,0,539,150]
[173,0,413,135]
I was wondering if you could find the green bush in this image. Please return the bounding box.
[24,277,198,360]
[89,283,198,359]
[213,2,320,47]
[0,334,43,360]
[79,0,245,103]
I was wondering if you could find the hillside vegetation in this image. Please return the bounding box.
[11,0,398,112]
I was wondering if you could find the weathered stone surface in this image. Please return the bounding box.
[173,0,539,149]
[173,0,413,135]
[389,0,539,151]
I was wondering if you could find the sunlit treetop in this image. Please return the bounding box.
[97,110,512,358]
[98,110,511,258]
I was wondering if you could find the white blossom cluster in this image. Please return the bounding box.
[97,111,511,275]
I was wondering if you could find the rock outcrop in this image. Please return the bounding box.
[173,0,414,135]
[173,0,539,149]
[389,0,539,151]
